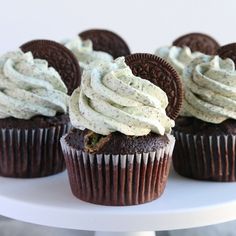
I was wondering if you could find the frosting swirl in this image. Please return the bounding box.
[155,46,203,76]
[0,50,68,119]
[69,57,174,136]
[182,55,236,123]
[64,37,113,70]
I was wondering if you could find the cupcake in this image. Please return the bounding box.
[61,53,183,205]
[64,29,130,72]
[173,54,236,181]
[0,40,80,178]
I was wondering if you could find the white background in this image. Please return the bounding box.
[0,0,235,54]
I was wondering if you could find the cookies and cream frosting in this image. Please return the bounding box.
[182,55,236,123]
[69,57,174,136]
[155,46,203,76]
[0,50,68,119]
[64,37,113,70]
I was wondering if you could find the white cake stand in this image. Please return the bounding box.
[0,169,236,236]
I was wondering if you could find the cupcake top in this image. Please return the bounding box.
[69,57,174,136]
[182,55,236,123]
[64,36,113,70]
[0,50,68,119]
[155,46,203,76]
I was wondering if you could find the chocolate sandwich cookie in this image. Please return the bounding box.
[79,29,130,59]
[218,43,236,64]
[125,53,183,120]
[21,39,81,95]
[173,33,220,55]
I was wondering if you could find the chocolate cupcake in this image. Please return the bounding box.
[0,40,80,178]
[61,54,183,205]
[173,55,236,181]
[63,29,130,72]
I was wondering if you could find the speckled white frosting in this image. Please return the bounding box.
[182,55,236,123]
[69,57,174,136]
[155,46,203,77]
[0,50,68,119]
[64,36,113,71]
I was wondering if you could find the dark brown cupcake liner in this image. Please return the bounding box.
[173,131,236,181]
[60,134,175,206]
[0,123,70,178]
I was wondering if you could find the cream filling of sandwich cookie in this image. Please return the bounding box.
[155,46,203,76]
[64,37,113,70]
[181,55,236,123]
[0,50,68,119]
[69,57,174,136]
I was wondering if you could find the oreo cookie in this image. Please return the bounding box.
[218,43,236,64]
[79,29,130,59]
[20,40,81,95]
[173,33,220,55]
[125,53,183,120]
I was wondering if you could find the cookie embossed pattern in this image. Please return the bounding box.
[125,53,183,120]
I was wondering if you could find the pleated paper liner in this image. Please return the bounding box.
[173,131,236,181]
[0,123,70,178]
[60,134,175,206]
